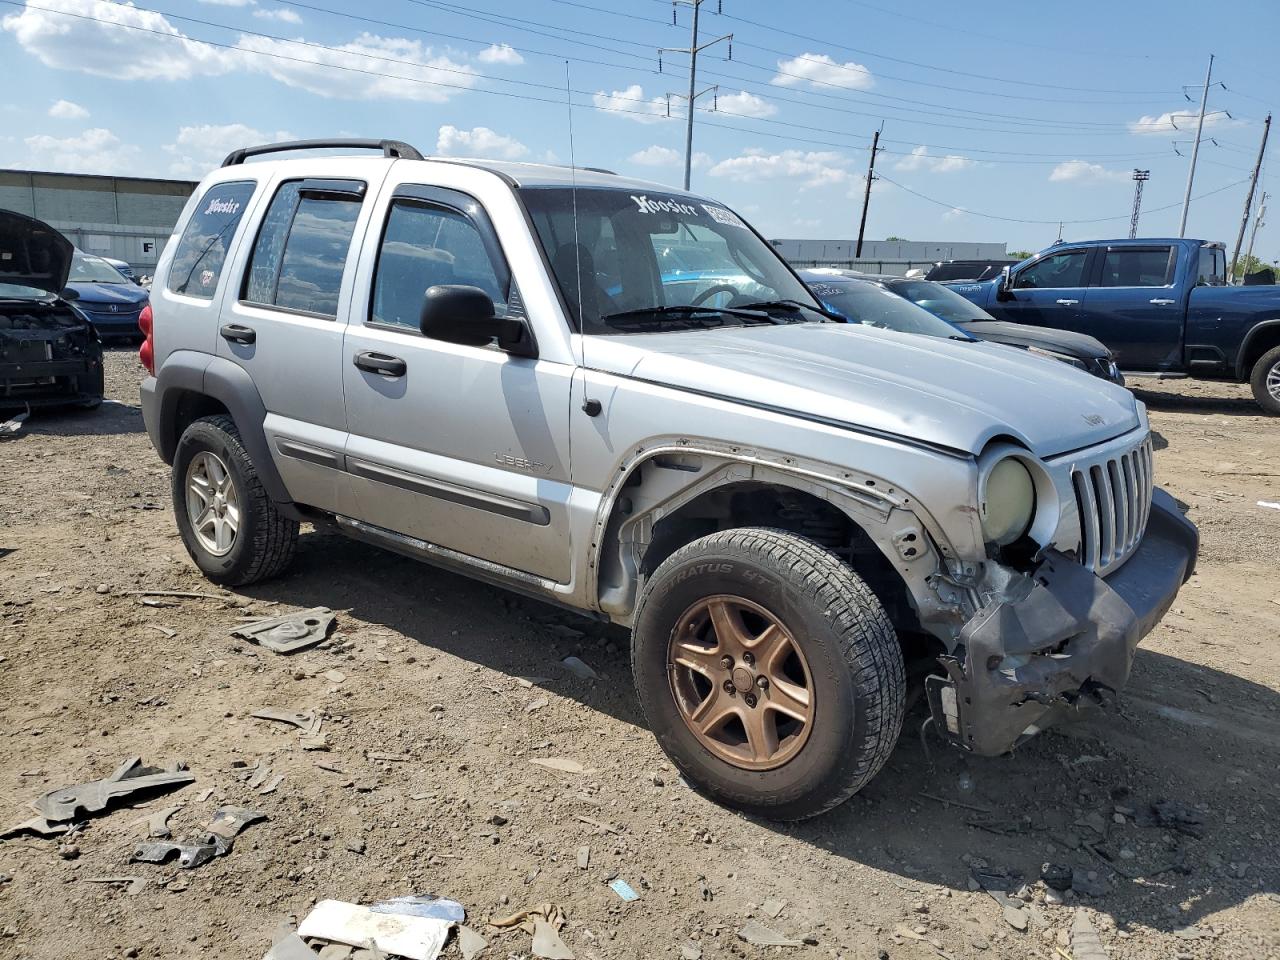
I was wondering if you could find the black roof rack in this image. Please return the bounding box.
[221,138,423,167]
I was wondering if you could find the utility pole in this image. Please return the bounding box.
[1178,54,1214,238]
[1128,170,1150,239]
[660,0,731,190]
[854,127,882,258]
[1230,112,1271,282]
[1244,192,1268,279]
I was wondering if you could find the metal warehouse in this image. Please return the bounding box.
[0,168,197,274]
[771,237,1010,274]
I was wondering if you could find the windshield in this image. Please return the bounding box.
[0,282,54,300]
[69,252,128,284]
[806,279,966,338]
[521,187,819,333]
[885,279,997,325]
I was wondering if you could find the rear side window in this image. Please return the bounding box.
[243,180,363,317]
[1198,246,1225,286]
[1098,247,1175,287]
[166,180,255,299]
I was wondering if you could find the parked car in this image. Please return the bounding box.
[0,210,104,409]
[139,139,1198,820]
[945,238,1280,414]
[65,250,150,340]
[103,256,139,284]
[799,269,1123,384]
[924,259,1018,282]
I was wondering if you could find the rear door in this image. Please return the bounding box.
[339,178,574,583]
[217,166,385,514]
[994,247,1092,331]
[1078,244,1181,370]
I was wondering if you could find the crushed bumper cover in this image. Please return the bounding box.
[927,487,1198,756]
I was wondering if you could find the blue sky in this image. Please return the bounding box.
[3,0,1278,257]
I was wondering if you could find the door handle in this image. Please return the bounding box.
[219,323,256,344]
[1149,298,1176,305]
[353,351,407,377]
[1055,298,1080,306]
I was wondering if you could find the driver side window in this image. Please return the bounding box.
[370,199,508,331]
[1013,250,1088,290]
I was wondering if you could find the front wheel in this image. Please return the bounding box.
[1250,344,1280,416]
[632,527,905,821]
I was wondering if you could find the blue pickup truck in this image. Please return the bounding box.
[946,238,1280,414]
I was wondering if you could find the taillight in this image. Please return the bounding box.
[138,303,154,375]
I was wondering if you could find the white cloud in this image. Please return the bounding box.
[592,84,668,123]
[163,122,292,177]
[1128,109,1233,135]
[197,0,255,5]
[253,8,302,23]
[894,145,973,173]
[237,33,479,102]
[48,98,88,119]
[629,145,680,166]
[3,0,236,81]
[1049,160,1128,183]
[771,52,873,90]
[713,90,776,119]
[944,207,967,220]
[709,147,850,188]
[435,124,529,160]
[16,127,140,175]
[476,42,522,66]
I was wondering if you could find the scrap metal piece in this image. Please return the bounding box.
[207,805,267,841]
[132,835,227,870]
[1,816,73,839]
[370,894,465,923]
[33,757,195,822]
[251,708,321,737]
[232,607,335,654]
[143,804,183,839]
[736,921,802,948]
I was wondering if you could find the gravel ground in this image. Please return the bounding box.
[0,350,1277,960]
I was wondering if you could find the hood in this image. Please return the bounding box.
[960,320,1110,360]
[587,323,1141,458]
[66,280,149,306]
[0,210,73,296]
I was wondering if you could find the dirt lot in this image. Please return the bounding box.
[1,350,1277,960]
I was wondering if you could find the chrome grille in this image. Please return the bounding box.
[1071,437,1153,576]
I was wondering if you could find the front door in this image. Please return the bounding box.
[993,246,1092,333]
[340,183,574,584]
[1078,244,1182,370]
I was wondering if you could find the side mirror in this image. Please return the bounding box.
[60,287,80,301]
[419,284,535,357]
[996,266,1013,301]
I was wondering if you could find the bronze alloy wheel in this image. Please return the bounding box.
[668,594,815,770]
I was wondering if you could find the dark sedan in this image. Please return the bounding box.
[65,251,150,340]
[798,269,1123,385]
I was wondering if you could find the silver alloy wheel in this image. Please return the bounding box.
[1268,358,1280,402]
[185,450,240,556]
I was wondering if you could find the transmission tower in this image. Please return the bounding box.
[1129,169,1150,239]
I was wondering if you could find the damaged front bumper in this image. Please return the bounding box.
[926,487,1198,756]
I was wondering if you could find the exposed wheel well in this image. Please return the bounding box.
[641,482,931,654]
[167,390,231,458]
[1241,324,1280,380]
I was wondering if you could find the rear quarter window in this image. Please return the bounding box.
[166,181,256,299]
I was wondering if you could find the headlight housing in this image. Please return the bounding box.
[980,456,1036,546]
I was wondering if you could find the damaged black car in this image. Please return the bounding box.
[0,210,104,410]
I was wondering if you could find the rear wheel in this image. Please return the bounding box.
[1250,345,1280,416]
[172,414,298,585]
[632,527,905,821]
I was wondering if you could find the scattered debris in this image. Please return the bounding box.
[33,757,194,823]
[576,845,590,870]
[252,707,322,737]
[232,607,336,654]
[574,815,620,835]
[560,656,598,680]
[761,898,787,919]
[259,774,286,796]
[122,590,230,601]
[529,758,584,775]
[532,920,574,959]
[262,933,316,960]
[608,878,640,902]
[972,869,1029,931]
[0,411,29,438]
[1040,863,1073,891]
[680,941,703,960]
[1257,500,1280,510]
[525,698,549,714]
[208,806,266,840]
[736,921,802,948]
[322,670,347,685]
[297,899,451,960]
[1070,910,1108,960]
[1174,926,1209,941]
[490,903,566,936]
[0,816,73,839]
[1144,799,1205,838]
[144,804,182,839]
[919,791,994,814]
[456,925,488,960]
[83,876,147,895]
[132,805,264,869]
[369,895,465,922]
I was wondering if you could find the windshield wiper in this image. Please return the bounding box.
[734,299,842,322]
[598,304,783,328]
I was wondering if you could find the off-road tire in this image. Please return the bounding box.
[1249,344,1280,416]
[632,527,905,821]
[172,414,298,585]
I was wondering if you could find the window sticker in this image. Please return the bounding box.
[700,203,747,229]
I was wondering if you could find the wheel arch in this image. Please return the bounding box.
[1236,319,1280,380]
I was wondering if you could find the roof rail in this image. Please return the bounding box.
[221,138,423,167]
